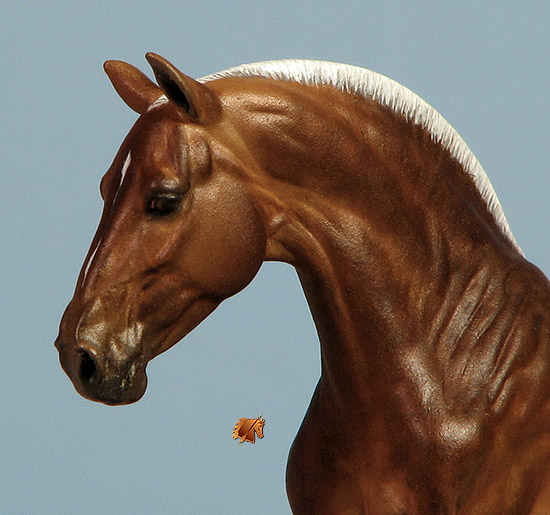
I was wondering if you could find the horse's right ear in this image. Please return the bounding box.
[104,60,164,114]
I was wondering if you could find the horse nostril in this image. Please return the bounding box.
[78,349,99,384]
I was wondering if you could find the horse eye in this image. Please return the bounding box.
[146,193,182,216]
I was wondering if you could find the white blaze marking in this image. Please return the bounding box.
[82,242,101,282]
[119,151,132,188]
[111,151,132,206]
[82,151,132,283]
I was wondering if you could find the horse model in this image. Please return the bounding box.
[55,53,550,513]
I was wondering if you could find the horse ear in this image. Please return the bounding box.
[145,53,220,123]
[104,60,164,114]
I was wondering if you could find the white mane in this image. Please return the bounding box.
[200,60,522,254]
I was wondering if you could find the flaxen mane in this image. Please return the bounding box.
[200,59,522,254]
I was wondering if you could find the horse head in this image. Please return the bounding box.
[255,417,265,439]
[55,54,267,404]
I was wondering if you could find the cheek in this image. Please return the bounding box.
[179,179,266,297]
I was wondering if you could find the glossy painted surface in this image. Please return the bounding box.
[55,54,550,512]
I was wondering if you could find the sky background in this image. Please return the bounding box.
[2,2,549,513]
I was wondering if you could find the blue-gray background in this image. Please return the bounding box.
[2,2,549,513]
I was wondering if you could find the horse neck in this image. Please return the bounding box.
[219,78,549,412]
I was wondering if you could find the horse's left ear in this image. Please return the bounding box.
[145,53,220,124]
